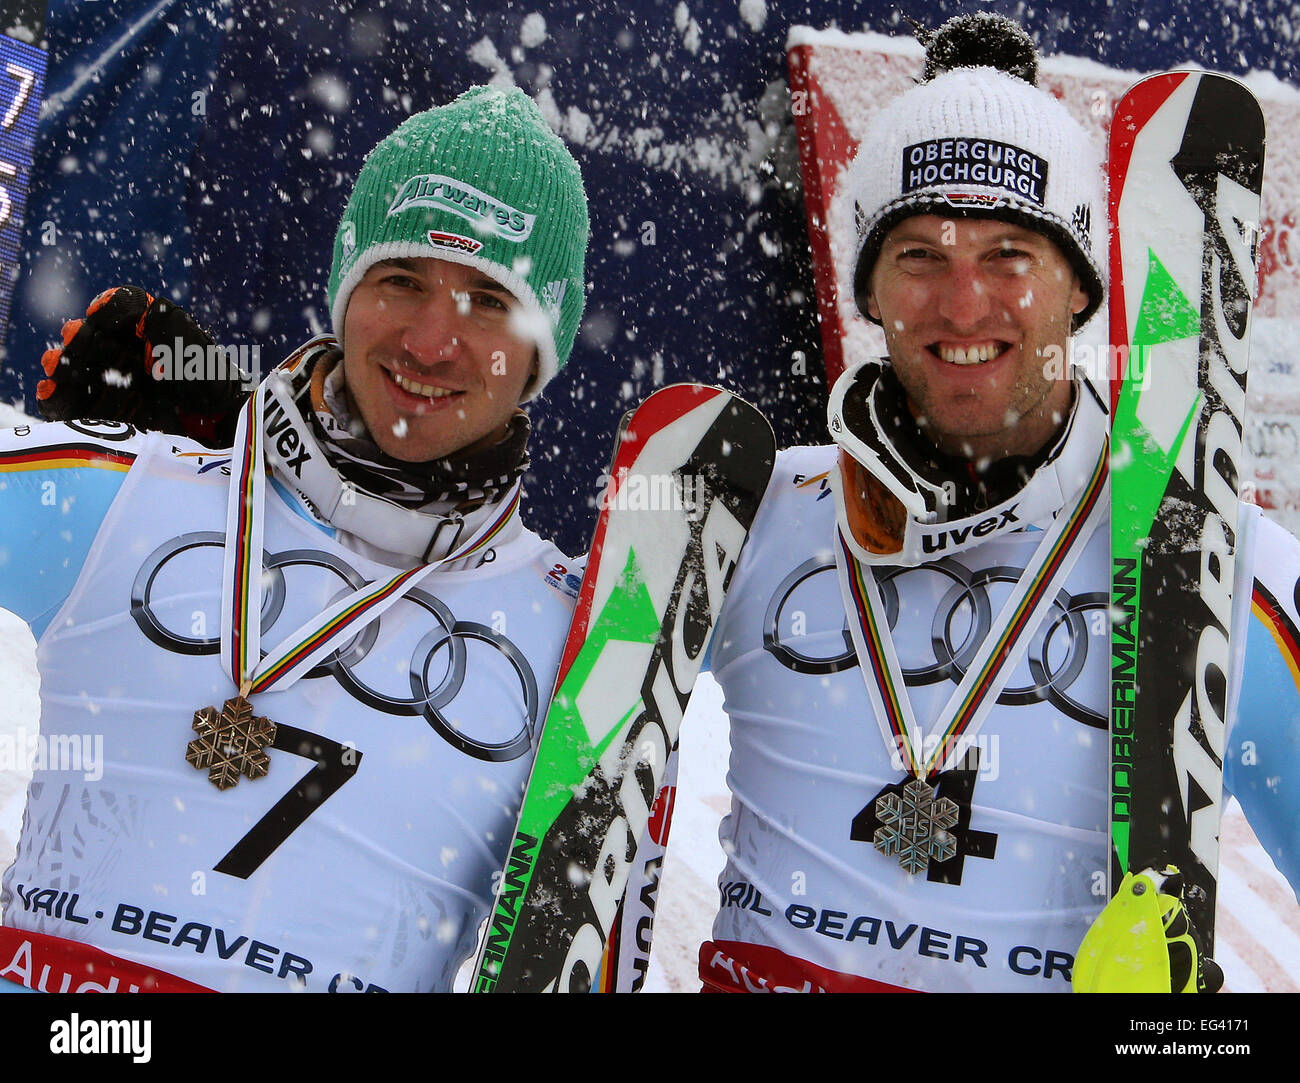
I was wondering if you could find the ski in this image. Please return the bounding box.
[472,383,775,992]
[1108,70,1265,944]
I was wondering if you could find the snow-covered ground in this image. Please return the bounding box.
[1,602,1296,992]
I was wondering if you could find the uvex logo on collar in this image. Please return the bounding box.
[917,505,1021,555]
[389,174,535,242]
[902,139,1047,205]
[263,396,311,479]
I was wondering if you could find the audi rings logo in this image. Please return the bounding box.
[66,419,138,441]
[763,557,1107,728]
[130,532,540,762]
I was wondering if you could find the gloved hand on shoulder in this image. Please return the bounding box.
[37,285,251,447]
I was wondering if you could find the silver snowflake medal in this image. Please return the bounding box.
[873,778,959,875]
[186,695,277,790]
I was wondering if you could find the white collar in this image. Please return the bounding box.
[828,359,1109,566]
[260,362,523,566]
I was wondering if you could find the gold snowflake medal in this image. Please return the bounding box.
[186,694,277,790]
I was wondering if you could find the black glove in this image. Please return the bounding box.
[37,285,251,447]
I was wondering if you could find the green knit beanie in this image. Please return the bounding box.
[327,86,589,401]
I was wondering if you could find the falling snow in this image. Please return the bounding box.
[520,12,547,48]
[739,0,768,33]
[0,2,1297,1003]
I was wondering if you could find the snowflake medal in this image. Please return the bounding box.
[871,776,959,875]
[186,695,277,790]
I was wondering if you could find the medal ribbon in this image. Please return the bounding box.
[219,384,520,696]
[834,440,1109,779]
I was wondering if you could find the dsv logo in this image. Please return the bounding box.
[130,532,540,761]
[763,556,1106,728]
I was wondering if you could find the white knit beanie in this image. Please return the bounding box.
[847,14,1106,329]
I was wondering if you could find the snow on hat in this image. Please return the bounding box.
[327,86,589,401]
[847,13,1105,329]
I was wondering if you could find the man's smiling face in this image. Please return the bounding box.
[341,257,537,463]
[865,214,1088,461]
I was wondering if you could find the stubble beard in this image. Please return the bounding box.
[891,305,1076,463]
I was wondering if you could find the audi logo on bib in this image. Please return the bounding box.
[763,555,1105,729]
[130,531,540,762]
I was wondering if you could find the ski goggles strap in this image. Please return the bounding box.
[833,448,1063,566]
[828,358,1108,567]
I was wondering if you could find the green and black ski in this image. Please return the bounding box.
[1108,70,1266,945]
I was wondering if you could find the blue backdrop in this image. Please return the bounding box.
[5,0,1296,554]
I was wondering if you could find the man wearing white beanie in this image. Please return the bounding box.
[699,13,1300,994]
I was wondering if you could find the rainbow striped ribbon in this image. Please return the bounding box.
[834,441,1109,780]
[219,383,520,696]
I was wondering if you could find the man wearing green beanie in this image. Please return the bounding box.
[0,87,604,993]
[330,84,588,406]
